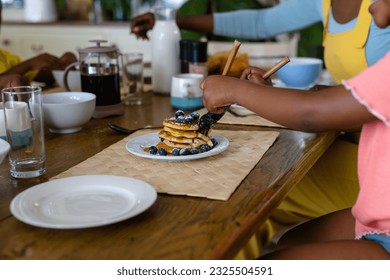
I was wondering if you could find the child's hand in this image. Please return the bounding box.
[240,66,273,86]
[201,75,238,114]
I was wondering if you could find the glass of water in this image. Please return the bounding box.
[122,52,144,105]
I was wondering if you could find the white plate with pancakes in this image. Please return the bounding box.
[126,132,229,161]
[10,175,157,229]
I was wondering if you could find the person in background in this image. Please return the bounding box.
[0,2,77,85]
[131,0,390,82]
[201,0,390,259]
[131,0,390,259]
[0,50,76,86]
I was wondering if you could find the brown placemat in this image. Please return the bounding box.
[52,130,279,200]
[197,108,284,128]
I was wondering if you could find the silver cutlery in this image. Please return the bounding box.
[108,123,161,135]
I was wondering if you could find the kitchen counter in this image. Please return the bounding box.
[0,21,151,61]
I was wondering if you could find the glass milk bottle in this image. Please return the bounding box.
[151,7,181,95]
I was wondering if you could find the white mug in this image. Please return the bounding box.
[4,101,32,132]
[170,73,204,110]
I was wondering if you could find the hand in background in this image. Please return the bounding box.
[0,74,28,91]
[23,53,68,71]
[130,12,155,40]
[59,52,77,67]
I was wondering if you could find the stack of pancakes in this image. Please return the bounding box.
[157,117,213,154]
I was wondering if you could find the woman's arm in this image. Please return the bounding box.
[131,0,323,40]
[213,0,323,39]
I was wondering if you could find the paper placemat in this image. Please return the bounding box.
[197,107,284,128]
[52,130,279,200]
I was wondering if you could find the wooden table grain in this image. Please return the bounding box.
[0,92,336,260]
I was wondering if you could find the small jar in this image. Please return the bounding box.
[188,40,208,77]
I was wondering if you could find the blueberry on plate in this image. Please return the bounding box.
[172,148,180,156]
[179,148,190,156]
[190,148,199,154]
[158,147,167,156]
[149,146,157,154]
[211,138,218,147]
[200,144,211,153]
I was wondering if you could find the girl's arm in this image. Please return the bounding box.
[201,75,375,132]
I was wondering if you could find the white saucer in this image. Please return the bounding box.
[126,132,229,161]
[10,175,157,229]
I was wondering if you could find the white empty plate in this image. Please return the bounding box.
[10,175,157,229]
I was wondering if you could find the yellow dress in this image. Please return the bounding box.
[0,49,38,82]
[236,0,371,259]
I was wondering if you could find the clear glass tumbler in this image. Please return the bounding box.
[1,86,46,178]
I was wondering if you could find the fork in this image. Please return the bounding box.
[227,107,257,117]
[108,123,162,135]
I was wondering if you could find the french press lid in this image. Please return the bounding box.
[79,40,119,59]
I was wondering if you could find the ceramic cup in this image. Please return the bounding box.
[1,86,46,178]
[170,73,204,110]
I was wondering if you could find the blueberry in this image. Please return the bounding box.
[199,119,207,128]
[184,115,194,123]
[158,147,167,156]
[190,148,199,154]
[190,111,200,120]
[177,115,186,123]
[149,146,157,154]
[211,138,218,147]
[200,144,211,153]
[175,110,185,119]
[179,148,190,156]
[172,148,180,156]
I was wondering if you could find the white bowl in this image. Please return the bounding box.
[42,92,96,134]
[0,138,10,164]
[276,57,323,89]
[52,70,82,91]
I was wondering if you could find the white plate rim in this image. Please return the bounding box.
[125,132,229,161]
[10,175,157,229]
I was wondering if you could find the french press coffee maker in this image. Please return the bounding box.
[64,40,123,118]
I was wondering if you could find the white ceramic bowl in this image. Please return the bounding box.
[52,70,82,91]
[0,138,10,164]
[276,57,323,89]
[42,92,96,134]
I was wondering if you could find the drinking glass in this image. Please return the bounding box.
[122,52,144,105]
[1,86,46,178]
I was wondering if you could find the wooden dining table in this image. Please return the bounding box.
[0,89,337,260]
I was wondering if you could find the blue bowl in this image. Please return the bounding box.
[276,57,323,89]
